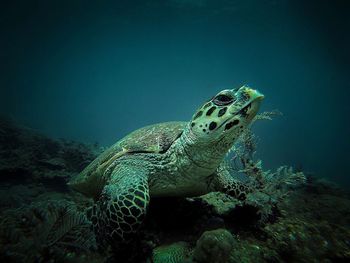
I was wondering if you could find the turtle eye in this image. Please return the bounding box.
[213,94,234,106]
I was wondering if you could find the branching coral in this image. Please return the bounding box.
[0,200,97,262]
[261,166,306,195]
[226,110,306,222]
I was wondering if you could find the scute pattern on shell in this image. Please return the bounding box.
[68,121,186,198]
[117,121,186,154]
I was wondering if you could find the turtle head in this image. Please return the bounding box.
[189,85,264,148]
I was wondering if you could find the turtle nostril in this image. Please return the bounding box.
[241,103,251,115]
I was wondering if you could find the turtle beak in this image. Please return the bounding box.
[243,86,265,101]
[249,89,264,101]
[246,88,264,121]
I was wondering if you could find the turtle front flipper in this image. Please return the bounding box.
[89,163,150,246]
[211,164,253,201]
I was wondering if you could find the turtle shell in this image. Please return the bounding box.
[68,121,187,198]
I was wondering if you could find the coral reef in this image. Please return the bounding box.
[224,111,306,223]
[0,200,99,262]
[0,116,349,262]
[147,229,236,263]
[0,117,101,190]
[150,241,192,263]
[193,229,235,263]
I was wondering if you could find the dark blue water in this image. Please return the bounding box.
[1,0,349,186]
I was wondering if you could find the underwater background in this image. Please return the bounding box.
[0,0,350,262]
[1,0,349,186]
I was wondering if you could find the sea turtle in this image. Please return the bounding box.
[68,85,264,245]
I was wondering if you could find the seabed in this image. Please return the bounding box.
[0,117,349,263]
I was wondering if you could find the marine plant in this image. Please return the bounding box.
[0,200,97,262]
[228,110,306,222]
